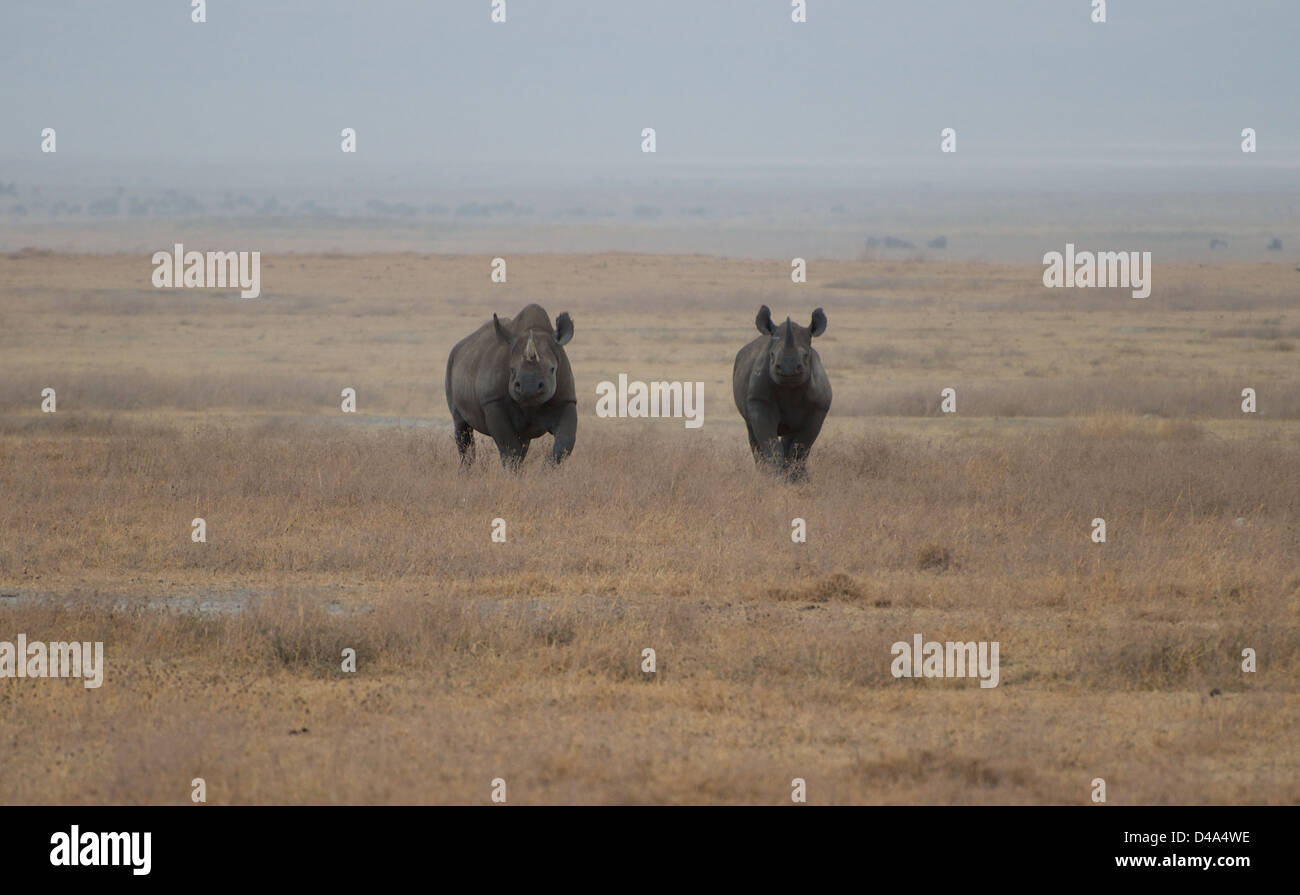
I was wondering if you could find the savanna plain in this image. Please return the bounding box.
[1,251,1297,804]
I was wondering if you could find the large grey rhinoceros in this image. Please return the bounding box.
[732,305,831,481]
[445,303,577,467]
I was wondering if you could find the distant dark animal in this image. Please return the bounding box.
[445,303,576,467]
[732,306,831,481]
[865,235,916,250]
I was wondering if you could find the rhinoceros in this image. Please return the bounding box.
[732,305,831,481]
[445,303,576,467]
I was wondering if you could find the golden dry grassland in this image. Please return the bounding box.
[0,251,1297,804]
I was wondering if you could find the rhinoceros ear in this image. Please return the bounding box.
[492,313,512,344]
[755,305,775,335]
[554,312,573,346]
[810,307,827,337]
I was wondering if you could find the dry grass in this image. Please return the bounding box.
[0,252,1297,804]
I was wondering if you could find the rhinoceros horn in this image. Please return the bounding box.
[784,318,795,348]
[524,332,539,361]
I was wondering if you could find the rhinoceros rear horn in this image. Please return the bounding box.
[492,314,511,344]
[554,312,573,346]
[755,305,775,335]
[524,332,539,361]
[810,307,827,337]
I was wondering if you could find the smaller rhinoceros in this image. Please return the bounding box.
[445,303,576,467]
[732,305,831,481]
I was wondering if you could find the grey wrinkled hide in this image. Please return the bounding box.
[732,305,831,481]
[445,303,577,467]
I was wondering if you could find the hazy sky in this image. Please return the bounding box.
[3,1,1298,187]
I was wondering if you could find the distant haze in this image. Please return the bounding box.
[2,0,1298,189]
[1,2,1297,260]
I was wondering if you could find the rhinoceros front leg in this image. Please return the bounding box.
[548,401,577,465]
[452,409,476,466]
[745,422,763,463]
[746,401,783,471]
[782,411,826,483]
[483,401,528,469]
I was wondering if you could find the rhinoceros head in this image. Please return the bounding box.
[756,305,826,386]
[494,311,573,406]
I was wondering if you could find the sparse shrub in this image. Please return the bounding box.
[767,572,863,603]
[915,544,952,572]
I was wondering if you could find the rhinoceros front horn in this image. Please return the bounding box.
[524,333,539,361]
